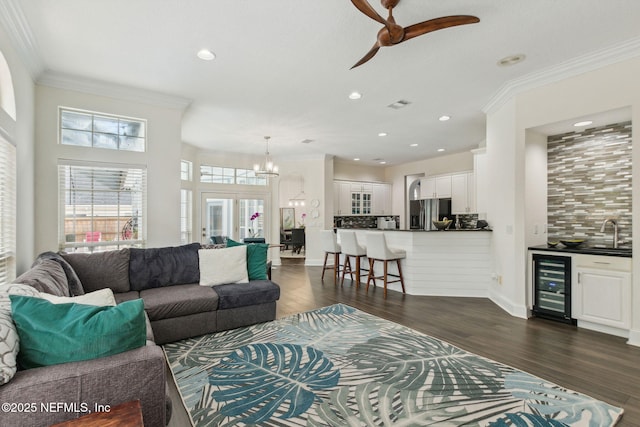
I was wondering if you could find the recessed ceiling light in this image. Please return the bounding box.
[353,158,360,161]
[410,143,418,147]
[573,120,593,127]
[439,115,451,121]
[497,54,526,67]
[197,49,216,61]
[349,92,362,100]
[379,161,387,165]
[437,148,446,152]
[378,132,387,137]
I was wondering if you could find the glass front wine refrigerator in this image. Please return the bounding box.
[532,253,575,324]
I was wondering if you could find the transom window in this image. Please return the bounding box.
[60,108,146,152]
[200,165,266,186]
[181,160,193,181]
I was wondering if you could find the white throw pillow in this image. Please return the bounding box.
[37,288,116,307]
[199,246,248,286]
[0,284,41,385]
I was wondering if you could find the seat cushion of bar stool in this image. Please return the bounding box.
[387,247,406,259]
[321,230,341,254]
[366,232,404,260]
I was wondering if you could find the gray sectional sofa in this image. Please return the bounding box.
[0,242,280,427]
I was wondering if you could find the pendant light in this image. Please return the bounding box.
[254,136,279,178]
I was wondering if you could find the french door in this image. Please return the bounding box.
[200,192,267,245]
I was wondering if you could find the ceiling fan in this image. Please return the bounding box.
[349,0,480,69]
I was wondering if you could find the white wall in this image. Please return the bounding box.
[334,160,386,182]
[486,56,640,344]
[34,85,184,254]
[0,26,36,275]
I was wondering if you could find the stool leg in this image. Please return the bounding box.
[366,258,375,292]
[355,256,361,289]
[334,252,340,285]
[341,255,349,285]
[321,252,328,281]
[397,259,406,294]
[383,260,389,298]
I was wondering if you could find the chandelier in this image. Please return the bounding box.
[254,136,279,178]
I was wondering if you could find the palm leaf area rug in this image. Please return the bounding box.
[163,304,623,426]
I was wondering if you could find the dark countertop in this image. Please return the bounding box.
[336,227,492,232]
[529,244,632,258]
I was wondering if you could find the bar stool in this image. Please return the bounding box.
[340,231,367,288]
[365,232,406,298]
[321,230,342,285]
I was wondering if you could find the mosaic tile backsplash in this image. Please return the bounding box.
[547,121,632,247]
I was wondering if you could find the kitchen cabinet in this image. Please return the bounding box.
[573,254,631,332]
[451,172,476,214]
[419,175,451,199]
[372,183,392,215]
[334,181,391,215]
[350,183,372,215]
[333,181,351,215]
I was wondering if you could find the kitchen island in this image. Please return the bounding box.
[337,229,492,296]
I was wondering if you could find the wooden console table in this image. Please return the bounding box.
[50,400,143,427]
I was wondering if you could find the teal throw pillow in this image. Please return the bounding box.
[10,295,146,369]
[226,238,269,280]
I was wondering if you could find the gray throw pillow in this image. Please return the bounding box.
[13,260,69,296]
[36,252,85,296]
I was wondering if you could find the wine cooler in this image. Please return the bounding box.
[532,254,575,324]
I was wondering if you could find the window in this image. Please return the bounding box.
[181,160,193,181]
[200,165,267,186]
[60,108,146,152]
[180,189,192,243]
[0,136,16,285]
[59,162,146,252]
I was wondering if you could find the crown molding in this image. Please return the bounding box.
[483,36,640,115]
[38,71,192,110]
[0,0,44,79]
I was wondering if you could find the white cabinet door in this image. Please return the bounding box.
[334,182,351,215]
[419,177,436,199]
[372,183,392,215]
[451,172,476,214]
[435,175,452,198]
[574,267,631,329]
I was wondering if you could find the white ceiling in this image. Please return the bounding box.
[11,0,640,165]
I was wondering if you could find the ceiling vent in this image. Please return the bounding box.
[387,99,411,110]
[300,139,313,144]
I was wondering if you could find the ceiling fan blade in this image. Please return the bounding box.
[350,0,388,25]
[404,15,480,41]
[351,43,381,69]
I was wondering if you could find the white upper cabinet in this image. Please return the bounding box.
[334,181,392,216]
[419,175,451,199]
[451,172,476,214]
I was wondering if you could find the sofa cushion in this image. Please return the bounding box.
[129,243,200,291]
[36,252,85,296]
[114,291,141,304]
[0,284,41,385]
[62,249,130,293]
[226,239,269,280]
[199,246,248,286]
[13,260,69,297]
[10,296,146,369]
[140,285,219,321]
[211,280,280,310]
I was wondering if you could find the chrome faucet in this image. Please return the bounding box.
[600,218,619,248]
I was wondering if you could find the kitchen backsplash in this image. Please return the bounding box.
[334,215,400,229]
[547,121,632,247]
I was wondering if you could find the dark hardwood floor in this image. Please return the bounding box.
[272,262,640,426]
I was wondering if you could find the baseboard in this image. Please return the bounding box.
[489,290,528,319]
[626,329,640,347]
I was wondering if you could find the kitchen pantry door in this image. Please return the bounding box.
[200,192,267,245]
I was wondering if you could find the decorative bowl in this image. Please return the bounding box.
[560,239,586,248]
[547,241,559,248]
[432,220,452,230]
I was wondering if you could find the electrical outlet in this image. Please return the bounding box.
[498,275,503,285]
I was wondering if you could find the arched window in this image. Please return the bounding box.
[0,51,16,120]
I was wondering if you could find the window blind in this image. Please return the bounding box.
[0,136,16,285]
[58,162,146,252]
